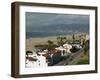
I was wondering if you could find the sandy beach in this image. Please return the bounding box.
[26,33,88,51]
[26,35,73,51]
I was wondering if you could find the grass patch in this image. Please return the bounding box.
[76,59,89,64]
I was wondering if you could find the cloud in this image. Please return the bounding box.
[26,12,89,32]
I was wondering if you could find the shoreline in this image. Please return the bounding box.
[26,33,89,51]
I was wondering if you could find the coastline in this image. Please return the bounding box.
[26,33,89,51]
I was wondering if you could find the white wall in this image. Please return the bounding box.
[0,0,100,80]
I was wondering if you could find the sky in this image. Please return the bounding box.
[26,12,89,33]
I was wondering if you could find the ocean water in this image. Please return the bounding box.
[26,24,89,39]
[26,32,72,39]
[26,31,89,39]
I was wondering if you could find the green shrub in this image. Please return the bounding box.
[77,59,89,64]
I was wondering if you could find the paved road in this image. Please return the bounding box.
[54,49,84,66]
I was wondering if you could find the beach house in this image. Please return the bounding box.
[26,51,48,68]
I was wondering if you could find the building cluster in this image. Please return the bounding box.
[26,34,89,67]
[26,42,82,68]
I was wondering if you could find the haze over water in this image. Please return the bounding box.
[26,12,89,39]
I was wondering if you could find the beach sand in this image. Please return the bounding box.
[26,35,73,51]
[26,33,88,51]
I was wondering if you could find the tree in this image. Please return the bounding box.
[34,44,48,51]
[47,40,54,45]
[72,34,75,42]
[47,40,57,51]
[57,36,67,46]
[79,34,82,42]
[70,46,78,53]
[63,37,67,42]
[83,40,89,55]
[26,51,33,57]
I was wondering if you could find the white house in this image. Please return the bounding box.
[26,57,37,68]
[38,52,48,67]
[85,34,89,40]
[26,51,48,68]
[71,43,82,49]
[63,43,72,53]
[55,43,73,56]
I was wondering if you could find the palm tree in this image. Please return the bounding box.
[72,34,75,42]
[57,36,67,46]
[63,36,66,42]
[47,40,54,45]
[47,40,55,51]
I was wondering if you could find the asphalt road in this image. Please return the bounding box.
[54,49,84,66]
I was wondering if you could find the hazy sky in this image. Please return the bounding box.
[26,12,89,32]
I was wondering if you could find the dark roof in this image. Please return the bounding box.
[26,57,37,61]
[26,51,33,55]
[69,41,81,44]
